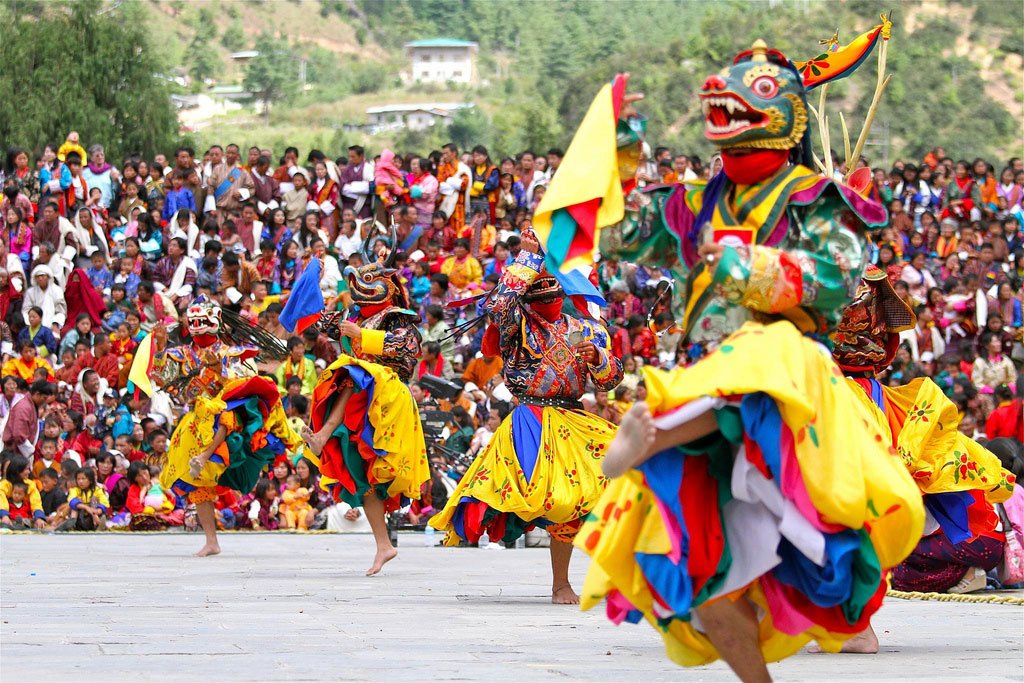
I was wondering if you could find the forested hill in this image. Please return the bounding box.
[1,0,1020,163]
[347,0,1022,162]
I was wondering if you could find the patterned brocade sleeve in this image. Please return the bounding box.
[584,320,623,391]
[713,195,867,331]
[360,317,422,359]
[485,251,544,344]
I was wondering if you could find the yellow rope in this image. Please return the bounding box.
[886,589,1024,606]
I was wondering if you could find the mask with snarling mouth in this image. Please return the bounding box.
[700,39,809,153]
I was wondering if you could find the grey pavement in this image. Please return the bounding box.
[1,532,1021,682]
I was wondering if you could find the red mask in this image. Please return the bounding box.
[721,149,789,185]
[529,299,562,322]
[192,333,217,348]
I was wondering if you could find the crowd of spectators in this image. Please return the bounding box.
[0,134,1020,533]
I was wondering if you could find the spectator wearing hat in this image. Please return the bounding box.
[22,264,66,331]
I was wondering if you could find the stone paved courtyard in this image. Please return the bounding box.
[2,532,1021,681]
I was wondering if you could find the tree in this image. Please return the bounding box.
[221,21,246,53]
[0,0,178,160]
[244,34,300,123]
[187,7,220,84]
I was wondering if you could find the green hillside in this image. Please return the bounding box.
[4,0,1022,164]
[185,0,1022,164]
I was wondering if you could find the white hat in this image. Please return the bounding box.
[31,264,54,279]
[492,383,513,403]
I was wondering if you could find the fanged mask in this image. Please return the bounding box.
[186,297,222,337]
[344,262,406,308]
[699,39,808,152]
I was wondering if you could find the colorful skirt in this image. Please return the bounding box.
[847,376,1014,545]
[309,354,428,512]
[430,404,616,545]
[575,321,925,667]
[161,376,308,498]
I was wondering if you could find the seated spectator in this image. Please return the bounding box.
[20,306,59,361]
[37,467,67,527]
[462,351,502,388]
[416,341,453,381]
[972,332,1016,390]
[445,406,475,455]
[59,466,109,531]
[2,341,54,383]
[275,336,317,396]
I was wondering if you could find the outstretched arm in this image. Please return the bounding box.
[484,231,545,344]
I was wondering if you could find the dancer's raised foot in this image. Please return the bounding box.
[193,543,221,557]
[603,402,656,478]
[366,547,398,576]
[301,425,330,457]
[552,584,580,605]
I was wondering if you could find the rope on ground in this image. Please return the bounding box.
[886,589,1024,606]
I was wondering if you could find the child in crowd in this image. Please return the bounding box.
[62,466,109,531]
[86,250,113,296]
[38,468,67,527]
[5,482,34,529]
[111,322,137,361]
[281,375,303,413]
[270,456,292,493]
[119,179,146,222]
[410,260,431,305]
[162,170,196,221]
[279,473,313,530]
[247,478,279,530]
[33,436,60,479]
[112,257,141,298]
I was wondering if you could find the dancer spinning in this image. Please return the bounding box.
[299,234,428,576]
[430,229,623,604]
[825,266,1015,652]
[533,25,928,682]
[141,296,310,557]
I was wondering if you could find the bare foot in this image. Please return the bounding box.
[807,626,878,654]
[301,425,329,457]
[189,455,208,479]
[193,543,221,557]
[552,584,580,604]
[366,547,398,576]
[603,402,656,478]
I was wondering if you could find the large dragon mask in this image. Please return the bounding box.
[344,224,410,310]
[700,39,809,152]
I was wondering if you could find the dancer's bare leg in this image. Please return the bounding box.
[603,402,719,479]
[550,538,579,604]
[807,624,879,654]
[695,596,772,682]
[190,424,228,478]
[363,493,397,576]
[301,385,354,456]
[193,500,221,557]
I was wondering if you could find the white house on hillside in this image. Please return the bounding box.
[404,39,478,84]
[365,103,473,133]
